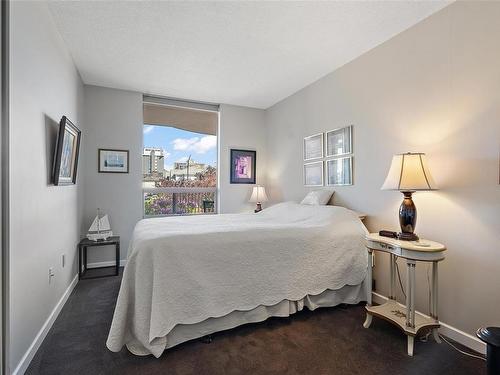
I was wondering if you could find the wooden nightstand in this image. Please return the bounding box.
[363,233,446,356]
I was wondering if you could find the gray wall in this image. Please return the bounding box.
[219,104,267,213]
[265,1,500,336]
[10,2,85,371]
[82,85,143,263]
[82,90,267,263]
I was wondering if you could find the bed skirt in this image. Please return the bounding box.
[126,281,367,356]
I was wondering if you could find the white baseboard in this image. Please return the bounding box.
[372,292,486,355]
[13,274,79,375]
[86,259,127,269]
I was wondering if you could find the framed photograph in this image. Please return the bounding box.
[98,149,129,173]
[326,156,353,186]
[230,149,256,184]
[304,161,324,186]
[303,133,323,161]
[53,116,81,186]
[326,125,352,157]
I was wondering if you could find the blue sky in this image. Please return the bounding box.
[143,125,217,170]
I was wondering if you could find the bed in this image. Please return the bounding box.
[106,201,368,357]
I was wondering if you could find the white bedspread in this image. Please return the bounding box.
[106,202,368,357]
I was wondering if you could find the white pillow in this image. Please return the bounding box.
[300,190,334,205]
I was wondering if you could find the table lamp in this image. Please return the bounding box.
[381,152,437,241]
[249,185,268,213]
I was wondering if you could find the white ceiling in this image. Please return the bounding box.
[47,1,450,109]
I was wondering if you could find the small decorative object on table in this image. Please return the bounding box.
[87,208,113,241]
[363,233,446,356]
[381,152,438,241]
[78,236,120,280]
[249,185,268,212]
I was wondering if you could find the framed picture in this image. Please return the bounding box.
[53,116,81,186]
[98,149,129,173]
[304,161,324,186]
[326,125,352,157]
[230,149,256,184]
[303,133,323,161]
[326,156,353,186]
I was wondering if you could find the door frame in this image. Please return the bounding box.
[1,0,10,374]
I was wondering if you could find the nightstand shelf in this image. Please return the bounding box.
[366,299,439,337]
[363,233,446,356]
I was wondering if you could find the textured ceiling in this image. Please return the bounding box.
[47,1,450,109]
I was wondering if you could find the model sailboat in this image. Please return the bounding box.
[87,208,113,241]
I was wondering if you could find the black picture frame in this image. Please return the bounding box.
[98,149,130,173]
[230,149,256,184]
[53,116,81,186]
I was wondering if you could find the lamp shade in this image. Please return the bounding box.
[249,185,268,203]
[381,153,437,191]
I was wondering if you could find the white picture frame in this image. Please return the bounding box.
[326,156,353,186]
[325,125,352,157]
[304,161,324,186]
[303,133,323,161]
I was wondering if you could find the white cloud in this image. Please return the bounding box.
[143,125,155,134]
[176,156,189,163]
[172,135,216,154]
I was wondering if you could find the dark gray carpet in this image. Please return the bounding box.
[26,269,484,374]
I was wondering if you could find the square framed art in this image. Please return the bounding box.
[230,149,256,184]
[326,125,352,157]
[98,149,129,173]
[304,161,324,187]
[326,156,352,186]
[303,133,323,161]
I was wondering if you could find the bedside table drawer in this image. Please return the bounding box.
[368,240,401,256]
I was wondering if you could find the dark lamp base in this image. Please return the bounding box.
[398,232,419,241]
[254,203,262,213]
[398,191,418,241]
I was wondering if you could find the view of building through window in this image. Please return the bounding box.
[143,125,217,216]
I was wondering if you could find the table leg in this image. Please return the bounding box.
[84,246,87,273]
[431,261,441,343]
[115,242,120,276]
[78,245,82,280]
[408,335,415,357]
[406,261,416,356]
[406,261,412,328]
[389,254,394,300]
[410,262,416,328]
[363,248,373,329]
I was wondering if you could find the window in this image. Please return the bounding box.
[142,102,218,216]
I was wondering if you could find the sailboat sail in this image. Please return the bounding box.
[88,214,111,233]
[89,216,100,232]
[99,215,111,231]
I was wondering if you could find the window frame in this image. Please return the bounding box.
[141,109,219,218]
